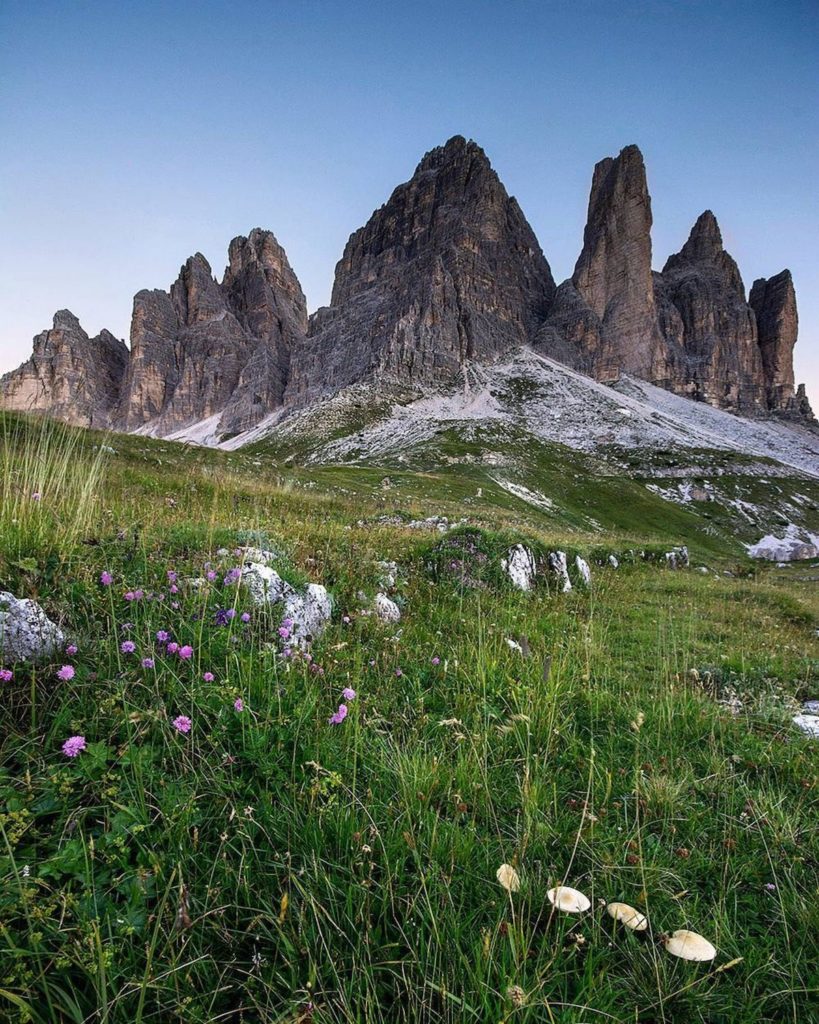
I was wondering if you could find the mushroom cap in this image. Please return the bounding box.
[664,929,716,962]
[547,885,591,913]
[606,901,648,931]
[496,863,520,893]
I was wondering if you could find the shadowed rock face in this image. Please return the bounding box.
[285,135,556,406]
[118,231,307,434]
[0,310,127,427]
[749,270,803,414]
[536,145,668,384]
[656,211,764,414]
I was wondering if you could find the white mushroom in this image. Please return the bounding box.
[664,929,716,962]
[496,863,520,893]
[606,902,648,931]
[547,885,590,913]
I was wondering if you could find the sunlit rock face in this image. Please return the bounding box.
[0,310,127,427]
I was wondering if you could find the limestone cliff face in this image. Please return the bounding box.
[285,136,556,406]
[749,270,801,413]
[1,138,814,435]
[118,231,307,434]
[536,145,668,383]
[0,310,127,427]
[656,211,764,414]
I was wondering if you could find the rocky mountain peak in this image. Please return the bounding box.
[537,143,668,382]
[286,136,555,406]
[52,309,84,332]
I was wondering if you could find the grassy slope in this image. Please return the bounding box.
[0,412,817,1024]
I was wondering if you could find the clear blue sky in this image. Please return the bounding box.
[1,0,817,403]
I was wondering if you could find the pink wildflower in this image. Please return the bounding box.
[100,571,113,586]
[431,656,440,666]
[342,687,356,701]
[156,630,170,643]
[31,491,41,502]
[206,570,217,581]
[241,612,251,623]
[167,570,177,582]
[328,703,348,725]
[0,668,13,682]
[395,668,403,678]
[202,671,215,682]
[178,645,193,660]
[120,640,136,654]
[141,657,155,669]
[234,698,244,712]
[172,715,192,734]
[57,665,75,681]
[124,591,135,601]
[65,644,78,656]
[166,642,179,654]
[62,735,86,758]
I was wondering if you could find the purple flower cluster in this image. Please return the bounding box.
[0,668,13,683]
[62,735,86,758]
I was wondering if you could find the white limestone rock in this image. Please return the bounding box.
[548,551,572,593]
[502,544,537,591]
[241,563,294,606]
[747,525,819,562]
[284,584,332,646]
[575,555,592,586]
[374,593,401,622]
[0,592,65,663]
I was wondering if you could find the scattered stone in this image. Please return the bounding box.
[376,560,399,588]
[575,555,592,586]
[665,545,689,569]
[608,554,619,569]
[747,525,818,562]
[502,545,537,591]
[548,551,572,593]
[283,584,332,646]
[793,714,819,739]
[0,592,66,663]
[241,563,293,606]
[374,593,401,623]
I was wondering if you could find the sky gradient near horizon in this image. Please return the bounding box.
[1,1,817,404]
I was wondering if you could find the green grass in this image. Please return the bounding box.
[0,411,817,1023]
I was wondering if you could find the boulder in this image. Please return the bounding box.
[374,593,401,622]
[548,551,572,593]
[575,555,592,586]
[0,592,65,663]
[283,584,332,646]
[502,544,537,591]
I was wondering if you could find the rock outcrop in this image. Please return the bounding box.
[119,230,307,434]
[0,311,127,427]
[1,137,813,434]
[286,135,555,406]
[536,145,668,383]
[749,270,801,414]
[655,211,764,414]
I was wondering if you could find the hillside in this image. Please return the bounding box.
[0,410,817,1023]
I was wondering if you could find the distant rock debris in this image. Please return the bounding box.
[747,525,819,562]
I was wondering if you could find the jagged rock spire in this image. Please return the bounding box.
[286,135,556,406]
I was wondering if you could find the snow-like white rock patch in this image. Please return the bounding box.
[502,545,537,591]
[493,478,554,510]
[747,524,819,562]
[575,555,591,586]
[793,713,819,739]
[0,592,65,663]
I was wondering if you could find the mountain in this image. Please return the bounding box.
[0,310,127,427]
[285,135,555,407]
[1,137,814,442]
[118,230,308,436]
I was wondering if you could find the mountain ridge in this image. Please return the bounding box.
[1,137,814,440]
